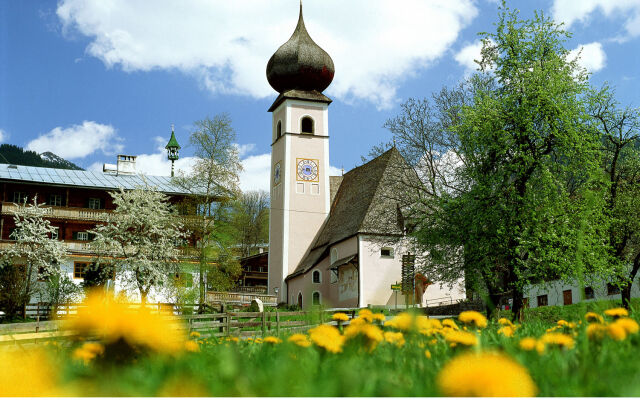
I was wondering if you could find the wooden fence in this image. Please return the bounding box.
[0,309,359,346]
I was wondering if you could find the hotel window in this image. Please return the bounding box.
[607,283,620,295]
[13,192,27,203]
[48,194,62,207]
[88,198,102,209]
[74,262,89,279]
[75,231,89,241]
[537,294,548,307]
[50,227,59,240]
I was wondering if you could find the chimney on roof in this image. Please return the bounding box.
[116,155,137,175]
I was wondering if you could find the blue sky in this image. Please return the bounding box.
[2,0,640,192]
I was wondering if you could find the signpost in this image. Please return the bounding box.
[401,254,416,309]
[391,283,401,310]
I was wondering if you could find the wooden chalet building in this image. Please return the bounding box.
[0,155,197,302]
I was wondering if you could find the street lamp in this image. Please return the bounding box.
[165,124,181,177]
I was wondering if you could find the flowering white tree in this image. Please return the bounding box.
[0,196,68,318]
[90,186,187,304]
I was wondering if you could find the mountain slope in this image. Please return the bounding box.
[0,144,83,170]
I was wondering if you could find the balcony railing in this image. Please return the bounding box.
[1,202,111,222]
[206,291,277,306]
[0,240,199,260]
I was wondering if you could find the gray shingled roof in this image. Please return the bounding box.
[287,147,409,280]
[0,164,190,195]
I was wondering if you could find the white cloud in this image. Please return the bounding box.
[56,0,477,109]
[328,165,343,176]
[552,0,640,40]
[454,41,484,75]
[239,153,271,192]
[236,143,256,158]
[0,129,7,143]
[26,121,123,159]
[568,42,607,73]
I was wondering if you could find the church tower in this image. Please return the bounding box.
[266,4,334,303]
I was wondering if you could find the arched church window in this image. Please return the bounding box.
[312,270,321,283]
[301,116,314,134]
[277,120,282,139]
[297,292,303,308]
[312,291,321,306]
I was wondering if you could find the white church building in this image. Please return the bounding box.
[265,5,465,309]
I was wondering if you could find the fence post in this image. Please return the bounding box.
[276,311,280,337]
[226,312,231,336]
[36,315,40,333]
[261,310,266,337]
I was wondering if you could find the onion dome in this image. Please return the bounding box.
[266,3,335,94]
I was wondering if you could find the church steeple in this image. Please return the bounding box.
[266,2,335,94]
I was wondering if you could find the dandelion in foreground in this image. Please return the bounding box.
[72,342,105,364]
[332,312,349,322]
[190,331,201,338]
[288,334,312,348]
[607,323,627,341]
[498,325,516,337]
[263,336,283,344]
[308,324,345,353]
[519,337,538,351]
[586,323,607,341]
[437,352,537,397]
[344,322,384,351]
[604,308,628,319]
[498,317,514,327]
[611,318,639,335]
[444,331,478,347]
[585,312,604,324]
[0,348,63,396]
[383,331,405,347]
[424,349,431,359]
[384,312,413,331]
[184,340,200,352]
[539,332,575,350]
[441,318,458,330]
[458,311,487,329]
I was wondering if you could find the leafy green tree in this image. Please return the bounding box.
[231,190,270,258]
[173,113,243,306]
[379,6,610,319]
[589,85,640,309]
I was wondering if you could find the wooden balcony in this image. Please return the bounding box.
[1,202,111,222]
[0,240,199,260]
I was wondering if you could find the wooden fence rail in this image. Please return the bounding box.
[0,309,361,346]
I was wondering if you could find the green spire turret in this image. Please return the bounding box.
[166,124,180,176]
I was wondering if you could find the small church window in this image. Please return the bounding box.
[301,116,314,134]
[380,247,394,258]
[312,270,321,284]
[312,291,321,306]
[276,120,282,139]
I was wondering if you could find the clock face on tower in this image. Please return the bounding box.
[273,161,281,185]
[296,158,319,182]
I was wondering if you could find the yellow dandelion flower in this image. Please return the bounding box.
[497,325,516,337]
[358,308,373,316]
[0,348,64,396]
[67,291,186,355]
[308,324,345,353]
[585,312,604,324]
[607,323,627,341]
[184,340,200,352]
[539,332,575,350]
[383,331,405,347]
[429,338,438,345]
[437,352,537,397]
[458,311,487,329]
[344,322,384,351]
[349,316,369,326]
[228,336,240,343]
[332,312,349,322]
[263,336,283,344]
[444,330,478,347]
[372,313,386,322]
[415,316,443,335]
[254,338,262,344]
[424,349,431,359]
[586,323,607,340]
[288,334,312,348]
[190,331,201,338]
[611,318,639,335]
[72,342,105,364]
[441,318,458,330]
[157,377,209,397]
[384,312,413,331]
[519,337,538,351]
[604,307,629,318]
